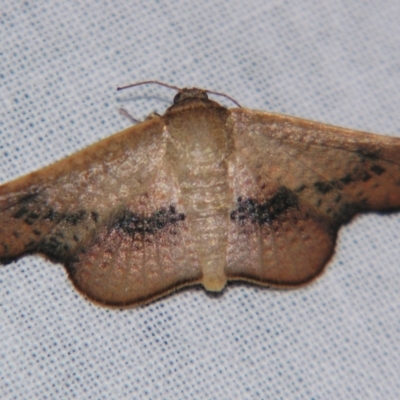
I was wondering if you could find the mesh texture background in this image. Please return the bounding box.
[1,1,400,399]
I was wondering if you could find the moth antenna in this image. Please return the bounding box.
[117,80,181,92]
[117,80,242,108]
[204,89,242,108]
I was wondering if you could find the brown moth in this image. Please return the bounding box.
[1,83,400,307]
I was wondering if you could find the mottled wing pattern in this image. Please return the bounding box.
[0,118,201,306]
[227,109,400,287]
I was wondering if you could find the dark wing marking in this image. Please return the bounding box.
[0,118,202,306]
[227,108,400,286]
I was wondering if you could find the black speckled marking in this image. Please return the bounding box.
[331,198,367,227]
[295,184,307,193]
[340,174,353,185]
[361,171,372,182]
[43,209,87,225]
[12,193,40,219]
[13,207,89,226]
[18,192,39,203]
[65,210,86,225]
[370,164,386,176]
[25,240,36,249]
[44,209,58,221]
[231,186,299,225]
[313,167,376,198]
[115,205,185,236]
[357,149,379,160]
[337,202,361,223]
[24,211,40,225]
[91,211,99,223]
[314,181,333,194]
[13,207,29,219]
[37,236,69,262]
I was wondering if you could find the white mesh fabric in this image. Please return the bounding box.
[1,1,400,398]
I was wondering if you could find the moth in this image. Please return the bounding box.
[1,82,400,307]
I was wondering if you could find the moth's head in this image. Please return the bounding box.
[171,87,241,109]
[173,88,209,105]
[117,81,241,113]
[166,87,225,114]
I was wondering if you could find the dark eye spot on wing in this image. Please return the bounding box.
[231,186,299,225]
[115,205,185,236]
